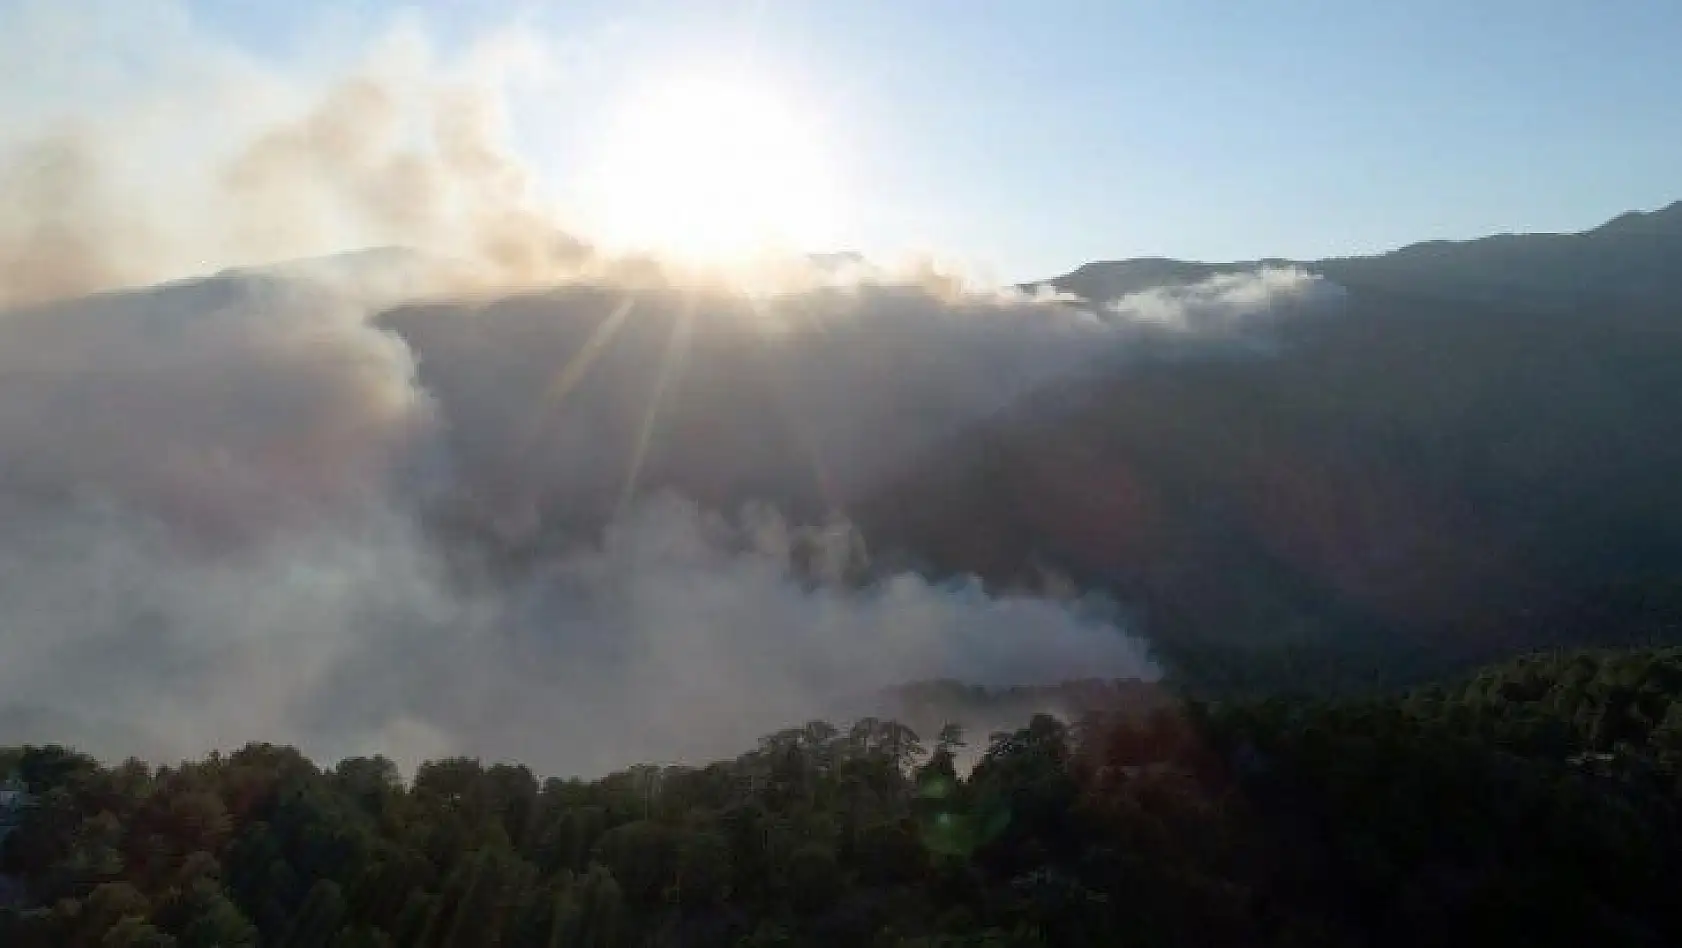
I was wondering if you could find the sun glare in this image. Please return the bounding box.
[578,75,843,269]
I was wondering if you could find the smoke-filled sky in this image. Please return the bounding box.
[0,0,1348,776]
[12,0,1682,283]
[174,0,1682,281]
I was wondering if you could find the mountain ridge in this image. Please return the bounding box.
[868,197,1682,693]
[1033,198,1682,309]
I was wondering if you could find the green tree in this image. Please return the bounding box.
[674,830,732,909]
[783,845,840,915]
[593,820,677,907]
[280,879,347,947]
[171,879,257,948]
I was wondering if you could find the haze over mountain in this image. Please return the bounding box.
[4,197,1680,775]
[864,200,1682,692]
[1042,199,1682,310]
[0,246,1224,774]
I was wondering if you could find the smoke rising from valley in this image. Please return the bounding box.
[0,4,1345,775]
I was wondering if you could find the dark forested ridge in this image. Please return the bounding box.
[1040,199,1682,311]
[7,647,1682,947]
[864,202,1682,693]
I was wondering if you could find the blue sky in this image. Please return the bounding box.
[185,0,1681,281]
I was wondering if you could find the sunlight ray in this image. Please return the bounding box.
[517,293,638,463]
[748,294,841,514]
[618,294,696,515]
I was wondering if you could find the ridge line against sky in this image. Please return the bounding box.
[26,0,1682,282]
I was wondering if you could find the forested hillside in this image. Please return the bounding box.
[865,204,1682,693]
[7,647,1682,946]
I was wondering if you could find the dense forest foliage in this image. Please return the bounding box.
[7,647,1682,946]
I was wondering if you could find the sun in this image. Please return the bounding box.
[577,75,844,269]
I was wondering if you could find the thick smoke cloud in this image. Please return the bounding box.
[0,0,587,307]
[0,4,1343,776]
[379,268,1342,542]
[0,270,426,539]
[0,261,1339,775]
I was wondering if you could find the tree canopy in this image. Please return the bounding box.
[6,648,1682,945]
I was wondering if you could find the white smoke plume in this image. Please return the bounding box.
[1110,266,1347,333]
[0,0,589,306]
[0,4,1343,776]
[0,491,1149,776]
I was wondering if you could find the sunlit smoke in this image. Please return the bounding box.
[0,1,591,307]
[0,3,1345,775]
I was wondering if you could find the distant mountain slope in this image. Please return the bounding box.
[881,202,1682,692]
[1037,200,1682,311]
[1317,200,1682,310]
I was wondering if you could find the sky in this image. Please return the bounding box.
[159,0,1682,281]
